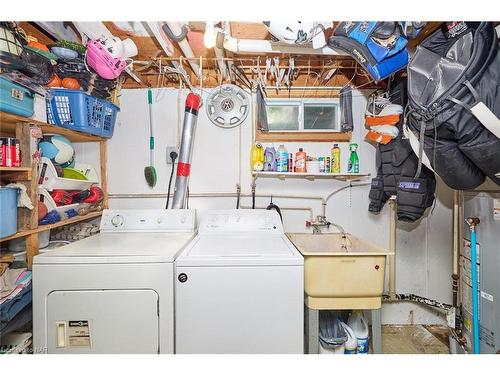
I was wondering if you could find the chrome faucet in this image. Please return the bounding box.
[305,215,331,234]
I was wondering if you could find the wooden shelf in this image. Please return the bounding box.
[0,211,103,243]
[252,171,370,182]
[0,167,32,181]
[0,112,105,143]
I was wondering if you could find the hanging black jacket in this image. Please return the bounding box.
[368,76,436,222]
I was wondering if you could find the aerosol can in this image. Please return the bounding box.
[347,143,359,173]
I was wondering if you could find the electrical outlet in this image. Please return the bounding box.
[166,146,179,164]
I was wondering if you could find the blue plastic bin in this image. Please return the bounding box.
[0,187,18,238]
[46,89,119,138]
[0,76,34,117]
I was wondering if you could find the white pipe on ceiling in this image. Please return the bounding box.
[35,22,79,42]
[223,35,347,56]
[165,22,201,78]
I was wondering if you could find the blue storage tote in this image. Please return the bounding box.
[0,76,34,117]
[46,89,119,138]
[0,187,18,238]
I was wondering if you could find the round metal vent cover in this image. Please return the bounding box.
[206,84,249,129]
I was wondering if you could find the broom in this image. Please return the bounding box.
[144,87,157,187]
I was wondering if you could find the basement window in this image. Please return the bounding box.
[265,99,340,132]
[257,98,349,142]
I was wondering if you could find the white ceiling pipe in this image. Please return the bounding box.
[165,22,201,78]
[35,22,79,42]
[223,35,347,56]
[144,22,175,57]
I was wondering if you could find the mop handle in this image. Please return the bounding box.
[467,217,480,354]
[148,88,154,164]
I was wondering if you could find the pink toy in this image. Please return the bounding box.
[86,39,128,80]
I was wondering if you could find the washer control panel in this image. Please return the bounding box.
[100,209,196,232]
[199,210,283,234]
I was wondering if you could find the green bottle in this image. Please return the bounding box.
[347,143,359,173]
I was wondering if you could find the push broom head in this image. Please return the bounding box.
[144,166,157,188]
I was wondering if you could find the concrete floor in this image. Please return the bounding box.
[381,325,450,354]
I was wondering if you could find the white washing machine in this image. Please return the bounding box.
[33,209,196,354]
[175,209,304,354]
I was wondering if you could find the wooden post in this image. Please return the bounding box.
[99,140,108,208]
[15,124,38,231]
[25,233,39,269]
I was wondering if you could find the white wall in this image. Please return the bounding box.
[98,87,453,325]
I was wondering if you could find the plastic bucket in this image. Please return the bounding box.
[0,187,18,238]
[9,230,50,252]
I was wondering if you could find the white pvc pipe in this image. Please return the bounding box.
[223,35,347,56]
[389,196,397,299]
[165,22,201,77]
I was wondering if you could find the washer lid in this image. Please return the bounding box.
[175,234,303,266]
[33,232,196,264]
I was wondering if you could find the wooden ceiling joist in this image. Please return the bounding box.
[16,21,445,90]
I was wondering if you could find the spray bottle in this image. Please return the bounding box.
[347,143,359,173]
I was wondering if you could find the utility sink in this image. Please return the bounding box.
[287,233,393,310]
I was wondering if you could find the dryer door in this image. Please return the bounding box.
[46,289,159,353]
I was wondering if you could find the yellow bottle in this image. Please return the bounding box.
[251,143,265,171]
[331,143,341,173]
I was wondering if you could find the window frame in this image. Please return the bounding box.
[256,97,351,143]
[265,98,341,133]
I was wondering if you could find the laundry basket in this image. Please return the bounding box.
[46,89,119,138]
[0,187,19,238]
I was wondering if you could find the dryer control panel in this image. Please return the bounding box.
[198,209,283,234]
[100,209,196,233]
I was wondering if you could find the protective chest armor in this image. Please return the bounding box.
[368,77,436,222]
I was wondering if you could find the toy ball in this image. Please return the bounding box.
[62,77,80,89]
[47,74,62,88]
[38,201,48,220]
[39,134,75,168]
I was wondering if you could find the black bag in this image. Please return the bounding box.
[20,48,54,85]
[407,22,500,189]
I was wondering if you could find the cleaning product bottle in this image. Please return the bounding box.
[340,321,358,354]
[295,148,306,172]
[276,144,288,172]
[347,311,369,354]
[288,153,293,172]
[331,143,341,173]
[347,143,359,173]
[251,143,265,171]
[264,145,277,172]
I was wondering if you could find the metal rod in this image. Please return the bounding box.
[452,190,461,307]
[466,217,481,354]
